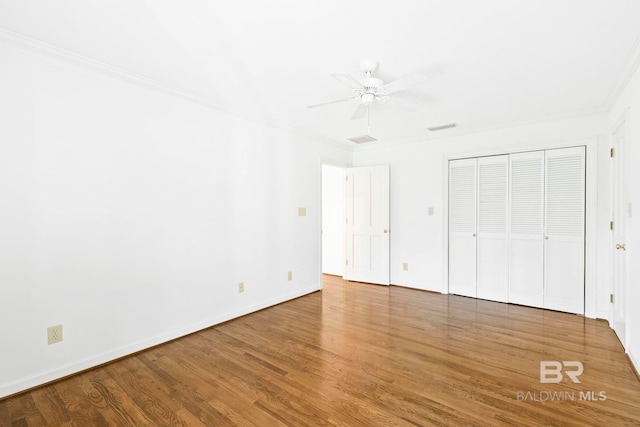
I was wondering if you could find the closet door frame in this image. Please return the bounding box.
[442,138,598,319]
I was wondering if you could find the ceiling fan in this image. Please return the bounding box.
[307,59,428,120]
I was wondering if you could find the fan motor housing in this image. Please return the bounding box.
[360,77,383,88]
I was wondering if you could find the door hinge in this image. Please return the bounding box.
[346,175,349,181]
[346,217,349,224]
[610,148,615,158]
[610,221,614,231]
[610,294,614,304]
[345,259,349,266]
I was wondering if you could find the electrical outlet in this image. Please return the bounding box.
[287,271,293,281]
[47,325,63,345]
[238,282,244,293]
[403,263,409,271]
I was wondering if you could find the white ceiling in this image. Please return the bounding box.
[2,0,640,146]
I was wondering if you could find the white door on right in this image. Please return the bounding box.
[611,120,628,347]
[543,147,586,315]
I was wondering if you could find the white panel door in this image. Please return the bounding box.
[345,165,390,285]
[508,151,545,309]
[449,158,477,297]
[611,122,628,346]
[476,155,509,302]
[544,147,585,314]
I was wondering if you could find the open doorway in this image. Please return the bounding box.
[321,164,346,276]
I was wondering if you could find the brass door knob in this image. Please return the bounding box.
[383,229,388,234]
[616,243,626,251]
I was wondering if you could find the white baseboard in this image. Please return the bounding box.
[628,348,640,379]
[0,285,320,399]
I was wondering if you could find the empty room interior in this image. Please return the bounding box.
[2,1,640,425]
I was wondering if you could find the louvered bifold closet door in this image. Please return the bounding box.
[509,151,545,309]
[448,158,477,297]
[476,155,509,302]
[544,147,585,314]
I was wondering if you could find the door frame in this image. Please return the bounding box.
[442,137,598,318]
[610,110,629,346]
[318,160,391,287]
[318,159,350,289]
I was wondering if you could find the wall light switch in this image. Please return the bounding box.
[428,207,434,216]
[298,207,307,217]
[287,271,293,281]
[403,263,409,271]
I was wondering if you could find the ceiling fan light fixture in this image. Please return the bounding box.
[361,93,375,105]
[307,59,427,125]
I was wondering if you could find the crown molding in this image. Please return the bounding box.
[0,27,228,111]
[605,33,640,110]
[0,26,347,151]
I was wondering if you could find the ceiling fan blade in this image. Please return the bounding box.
[351,104,367,120]
[307,96,355,109]
[382,73,428,94]
[332,73,363,89]
[389,97,422,112]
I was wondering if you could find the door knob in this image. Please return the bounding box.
[616,243,626,251]
[383,229,388,234]
[544,235,549,240]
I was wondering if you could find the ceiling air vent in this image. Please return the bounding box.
[427,123,458,132]
[348,135,378,144]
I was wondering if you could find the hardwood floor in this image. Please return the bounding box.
[2,274,640,426]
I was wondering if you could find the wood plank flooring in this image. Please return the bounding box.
[2,274,640,426]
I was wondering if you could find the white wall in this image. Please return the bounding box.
[321,164,345,276]
[3,31,637,399]
[0,39,351,398]
[609,61,640,372]
[352,114,611,319]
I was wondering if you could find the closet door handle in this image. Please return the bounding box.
[616,243,626,251]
